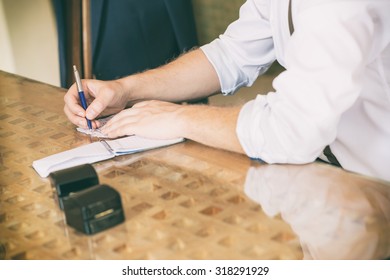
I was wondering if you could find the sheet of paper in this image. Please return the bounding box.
[76,115,114,138]
[76,127,110,138]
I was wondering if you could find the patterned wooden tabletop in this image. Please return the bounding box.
[0,70,389,260]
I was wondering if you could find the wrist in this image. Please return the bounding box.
[174,105,199,139]
[116,75,137,103]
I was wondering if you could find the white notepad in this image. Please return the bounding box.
[32,136,184,178]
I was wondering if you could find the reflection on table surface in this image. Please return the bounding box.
[245,164,390,260]
[0,70,389,260]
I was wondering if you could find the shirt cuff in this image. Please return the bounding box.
[201,40,250,95]
[236,96,267,160]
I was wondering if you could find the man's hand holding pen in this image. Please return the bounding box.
[64,74,128,130]
[64,74,185,140]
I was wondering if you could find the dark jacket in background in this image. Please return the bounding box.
[53,0,198,87]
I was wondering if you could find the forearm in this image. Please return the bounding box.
[101,99,245,154]
[118,48,221,103]
[178,105,245,154]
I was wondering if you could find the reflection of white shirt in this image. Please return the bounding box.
[244,164,390,259]
[201,0,390,181]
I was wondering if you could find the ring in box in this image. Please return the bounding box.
[49,164,99,209]
[63,184,125,235]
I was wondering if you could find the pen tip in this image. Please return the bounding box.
[73,65,77,72]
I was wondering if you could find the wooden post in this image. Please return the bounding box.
[82,0,92,79]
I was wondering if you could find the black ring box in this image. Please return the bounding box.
[63,184,125,235]
[49,164,99,209]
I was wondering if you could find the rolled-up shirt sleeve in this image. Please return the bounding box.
[237,2,376,163]
[200,0,276,95]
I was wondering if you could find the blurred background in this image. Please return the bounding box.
[0,0,281,105]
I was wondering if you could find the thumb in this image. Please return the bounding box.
[86,97,107,120]
[84,82,114,119]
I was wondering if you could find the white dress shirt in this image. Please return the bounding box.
[201,0,390,181]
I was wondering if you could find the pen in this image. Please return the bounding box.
[73,65,92,130]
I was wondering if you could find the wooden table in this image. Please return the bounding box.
[0,70,389,260]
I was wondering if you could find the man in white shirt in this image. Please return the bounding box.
[64,0,390,181]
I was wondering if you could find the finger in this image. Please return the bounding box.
[100,114,126,134]
[132,100,167,109]
[105,121,137,138]
[64,104,87,127]
[64,105,99,129]
[132,100,152,108]
[64,84,87,117]
[103,108,139,128]
[95,119,103,128]
[101,112,137,135]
